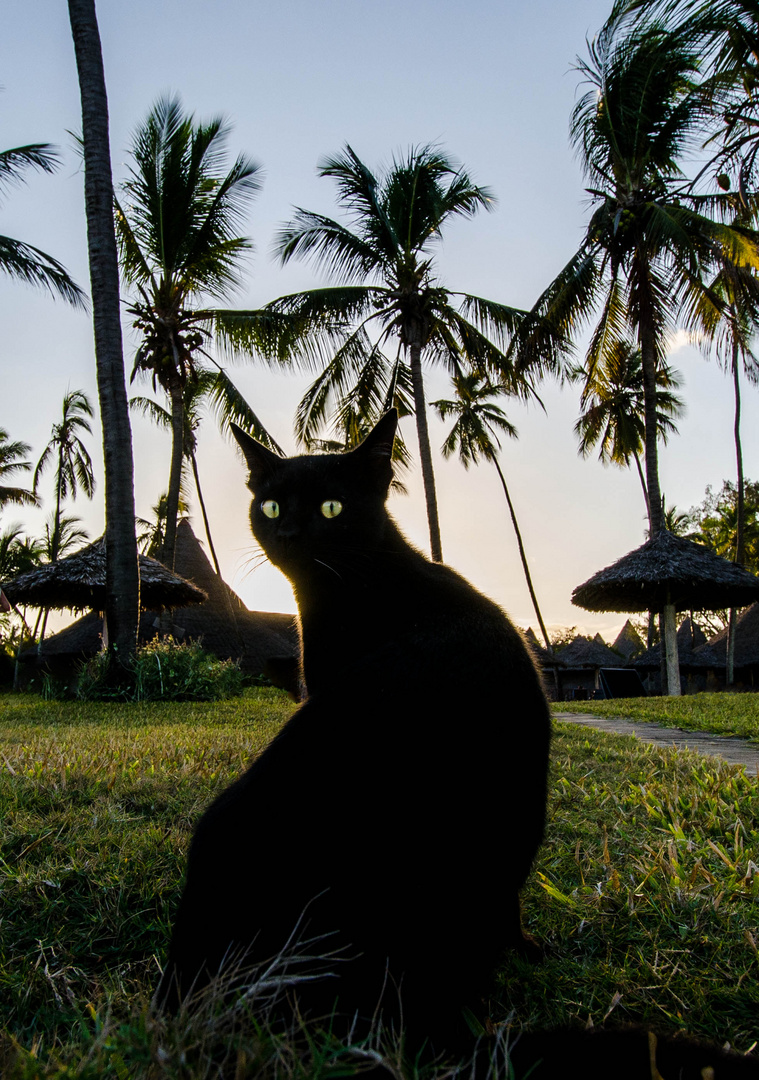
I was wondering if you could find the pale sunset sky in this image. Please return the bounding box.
[2,0,755,640]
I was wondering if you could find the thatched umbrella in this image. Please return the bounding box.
[2,537,206,614]
[572,530,759,695]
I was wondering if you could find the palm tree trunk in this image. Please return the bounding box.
[726,335,744,687]
[190,450,222,577]
[632,451,649,523]
[491,456,551,651]
[68,0,139,669]
[638,270,676,694]
[162,376,185,572]
[408,341,443,562]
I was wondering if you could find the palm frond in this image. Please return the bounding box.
[0,236,86,308]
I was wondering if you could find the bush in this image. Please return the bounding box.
[75,638,245,702]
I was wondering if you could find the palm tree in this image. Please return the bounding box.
[130,367,274,574]
[431,374,551,650]
[574,340,684,518]
[33,390,95,565]
[68,0,140,669]
[219,145,541,563]
[522,21,759,693]
[611,0,759,196]
[136,491,190,559]
[0,523,43,579]
[0,142,85,307]
[115,94,273,573]
[0,429,39,511]
[529,22,758,536]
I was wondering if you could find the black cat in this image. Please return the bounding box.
[158,410,552,1051]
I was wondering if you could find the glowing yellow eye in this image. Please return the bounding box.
[320,499,343,519]
[261,500,280,519]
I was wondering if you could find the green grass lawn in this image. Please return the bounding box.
[553,692,759,742]
[0,690,757,1077]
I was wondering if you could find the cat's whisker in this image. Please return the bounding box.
[313,558,343,581]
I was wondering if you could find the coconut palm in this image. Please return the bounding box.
[528,22,758,538]
[0,140,85,306]
[0,429,39,512]
[610,0,759,195]
[68,0,140,667]
[0,524,43,580]
[130,368,274,574]
[219,145,542,563]
[574,340,684,518]
[431,374,551,650]
[115,94,274,573]
[33,390,95,565]
[136,491,190,560]
[520,22,759,692]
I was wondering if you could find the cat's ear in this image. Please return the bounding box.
[352,409,397,485]
[231,423,282,491]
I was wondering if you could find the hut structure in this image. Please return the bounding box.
[14,521,300,693]
[553,634,625,701]
[612,619,645,660]
[524,627,564,699]
[690,602,759,691]
[572,530,759,696]
[630,615,707,695]
[3,536,205,614]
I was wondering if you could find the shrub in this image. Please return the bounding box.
[75,638,245,702]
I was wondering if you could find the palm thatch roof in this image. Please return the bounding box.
[2,537,206,611]
[555,635,623,668]
[612,619,645,659]
[630,614,707,670]
[165,520,298,677]
[24,521,299,683]
[572,530,759,613]
[524,627,564,667]
[690,603,759,670]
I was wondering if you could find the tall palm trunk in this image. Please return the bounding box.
[407,340,443,563]
[163,376,185,572]
[68,0,139,667]
[190,450,222,577]
[637,268,679,695]
[727,332,745,686]
[632,451,649,520]
[491,456,551,651]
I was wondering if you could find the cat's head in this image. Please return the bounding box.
[232,411,397,579]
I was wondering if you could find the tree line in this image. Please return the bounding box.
[3,0,759,683]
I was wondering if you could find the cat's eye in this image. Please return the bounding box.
[261,499,280,519]
[320,499,343,519]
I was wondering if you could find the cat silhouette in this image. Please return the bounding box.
[158,409,551,1053]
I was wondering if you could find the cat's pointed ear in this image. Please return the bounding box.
[357,409,397,462]
[231,423,282,491]
[351,410,397,489]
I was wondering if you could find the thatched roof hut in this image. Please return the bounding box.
[524,627,564,667]
[691,602,759,673]
[164,520,298,680]
[2,537,206,611]
[612,619,645,659]
[572,530,759,613]
[630,615,707,670]
[21,521,299,690]
[555,635,622,668]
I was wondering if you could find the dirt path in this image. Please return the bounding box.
[554,711,759,775]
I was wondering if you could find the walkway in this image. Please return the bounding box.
[554,711,759,775]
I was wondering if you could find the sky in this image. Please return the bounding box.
[2,0,756,642]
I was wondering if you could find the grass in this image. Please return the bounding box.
[553,692,759,742]
[0,690,757,1077]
